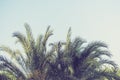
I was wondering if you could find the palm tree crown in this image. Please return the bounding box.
[0,24,119,80]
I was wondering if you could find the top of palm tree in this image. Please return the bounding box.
[0,23,119,80]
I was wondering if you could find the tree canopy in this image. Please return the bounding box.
[0,24,119,80]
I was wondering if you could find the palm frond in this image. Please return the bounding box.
[88,49,111,60]
[0,71,16,80]
[0,45,15,58]
[36,35,43,53]
[69,37,86,57]
[80,41,108,61]
[91,70,120,80]
[13,32,28,53]
[65,27,71,52]
[98,59,118,69]
[43,26,53,47]
[0,56,26,79]
[0,45,29,77]
[24,23,35,50]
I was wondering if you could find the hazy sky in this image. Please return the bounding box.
[0,0,120,66]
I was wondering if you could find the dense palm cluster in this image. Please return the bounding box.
[0,24,119,80]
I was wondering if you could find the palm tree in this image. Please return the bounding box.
[0,24,119,80]
[46,28,120,80]
[0,23,53,80]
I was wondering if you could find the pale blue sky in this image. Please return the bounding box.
[0,0,120,66]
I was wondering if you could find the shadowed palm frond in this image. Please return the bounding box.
[98,59,118,69]
[88,49,112,60]
[0,56,26,79]
[0,71,16,80]
[79,41,108,61]
[87,69,120,80]
[0,45,30,76]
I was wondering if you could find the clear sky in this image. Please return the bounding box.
[0,0,120,66]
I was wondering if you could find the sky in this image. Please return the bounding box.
[0,0,120,66]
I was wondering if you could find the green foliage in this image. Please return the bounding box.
[0,24,119,80]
